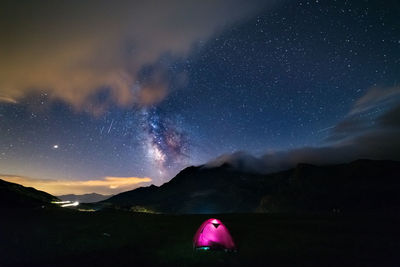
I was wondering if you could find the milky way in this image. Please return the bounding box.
[139,108,189,181]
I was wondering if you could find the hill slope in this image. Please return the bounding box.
[0,178,59,209]
[101,159,400,213]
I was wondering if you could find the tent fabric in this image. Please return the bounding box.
[193,218,236,250]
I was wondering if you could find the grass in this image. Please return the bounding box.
[1,208,399,266]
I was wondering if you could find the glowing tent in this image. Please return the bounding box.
[193,218,236,251]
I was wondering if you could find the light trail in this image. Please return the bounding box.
[61,201,79,207]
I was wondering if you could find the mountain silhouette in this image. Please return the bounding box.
[101,159,400,213]
[0,178,59,209]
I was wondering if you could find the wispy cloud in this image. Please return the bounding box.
[350,86,400,115]
[0,96,17,104]
[0,0,270,113]
[206,86,400,173]
[0,175,152,195]
[327,86,400,143]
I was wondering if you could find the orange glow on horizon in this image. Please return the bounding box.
[0,175,152,195]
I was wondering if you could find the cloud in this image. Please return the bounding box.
[0,174,152,195]
[205,151,267,172]
[206,86,400,173]
[380,105,400,128]
[0,96,17,104]
[350,86,400,115]
[0,0,268,113]
[327,86,400,142]
[205,147,354,174]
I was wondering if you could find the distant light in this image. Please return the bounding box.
[52,201,71,204]
[53,144,59,149]
[52,200,79,207]
[61,201,79,207]
[78,208,95,212]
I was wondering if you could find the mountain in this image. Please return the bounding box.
[100,163,266,213]
[0,178,59,209]
[257,159,400,213]
[101,159,400,214]
[58,193,112,203]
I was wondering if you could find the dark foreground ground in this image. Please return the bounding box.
[1,208,399,266]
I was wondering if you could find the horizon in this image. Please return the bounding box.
[2,158,399,196]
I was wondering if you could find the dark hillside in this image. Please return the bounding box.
[102,160,400,214]
[0,178,58,209]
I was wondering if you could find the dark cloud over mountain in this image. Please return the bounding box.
[207,87,400,173]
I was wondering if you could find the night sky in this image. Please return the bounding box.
[0,0,399,194]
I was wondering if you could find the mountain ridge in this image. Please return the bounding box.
[0,178,59,209]
[100,159,400,214]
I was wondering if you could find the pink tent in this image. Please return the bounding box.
[193,218,236,251]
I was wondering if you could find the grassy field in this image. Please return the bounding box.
[1,208,399,266]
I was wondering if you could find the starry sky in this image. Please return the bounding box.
[0,0,399,194]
